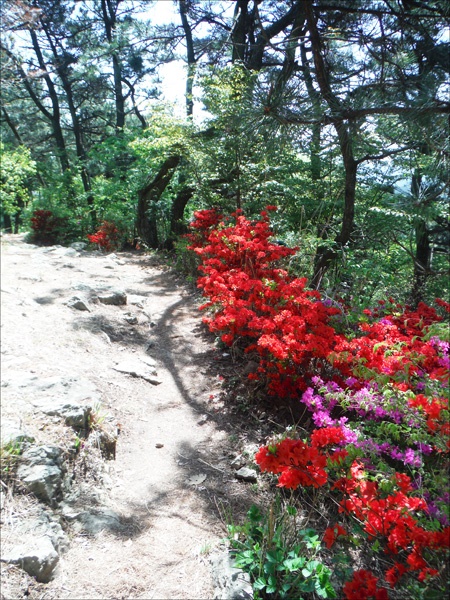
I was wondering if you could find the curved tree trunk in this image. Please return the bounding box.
[136,155,181,248]
[304,1,358,289]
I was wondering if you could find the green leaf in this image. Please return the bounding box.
[253,577,267,591]
[283,557,305,571]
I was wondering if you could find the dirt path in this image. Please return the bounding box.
[1,235,258,599]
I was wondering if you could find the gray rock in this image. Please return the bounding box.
[72,283,95,293]
[139,355,157,368]
[112,360,161,385]
[65,295,90,311]
[70,242,87,250]
[230,455,246,469]
[35,512,69,554]
[14,509,69,554]
[49,247,78,258]
[21,445,63,467]
[210,552,253,600]
[1,536,59,583]
[123,313,138,324]
[17,446,64,505]
[36,401,92,429]
[41,246,61,253]
[17,464,63,505]
[23,375,100,406]
[97,288,127,305]
[73,508,123,534]
[235,467,257,483]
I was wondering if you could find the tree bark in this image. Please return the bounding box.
[304,1,358,289]
[28,30,71,174]
[231,0,250,63]
[136,155,181,248]
[179,0,196,118]
[101,0,125,131]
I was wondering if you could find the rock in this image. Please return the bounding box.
[65,295,90,311]
[70,242,87,250]
[230,455,246,469]
[139,355,157,368]
[112,360,161,385]
[49,247,79,258]
[73,508,123,535]
[36,400,92,429]
[123,313,138,324]
[41,245,61,253]
[210,552,253,600]
[235,467,257,483]
[25,376,100,406]
[33,511,69,553]
[13,509,69,554]
[97,288,127,305]
[186,473,207,486]
[72,282,95,293]
[17,446,64,505]
[1,537,59,583]
[20,445,63,467]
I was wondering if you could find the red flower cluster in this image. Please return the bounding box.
[335,301,448,385]
[188,208,342,395]
[343,570,388,599]
[30,209,61,245]
[255,426,347,489]
[188,208,449,596]
[256,435,450,590]
[188,209,448,396]
[408,393,449,439]
[334,465,450,586]
[87,220,119,251]
[323,523,347,549]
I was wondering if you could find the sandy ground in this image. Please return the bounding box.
[0,234,260,599]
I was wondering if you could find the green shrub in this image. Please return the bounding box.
[228,499,337,599]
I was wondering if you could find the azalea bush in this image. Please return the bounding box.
[87,220,120,251]
[187,207,343,396]
[188,207,450,599]
[29,209,65,245]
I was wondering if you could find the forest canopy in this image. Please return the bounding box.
[1,0,449,304]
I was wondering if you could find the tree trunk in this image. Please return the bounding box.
[304,1,358,289]
[179,0,196,118]
[101,0,125,131]
[3,213,12,233]
[410,219,431,307]
[43,25,96,224]
[409,171,432,306]
[231,0,249,64]
[159,186,195,250]
[13,198,25,234]
[136,155,181,248]
[29,30,71,174]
